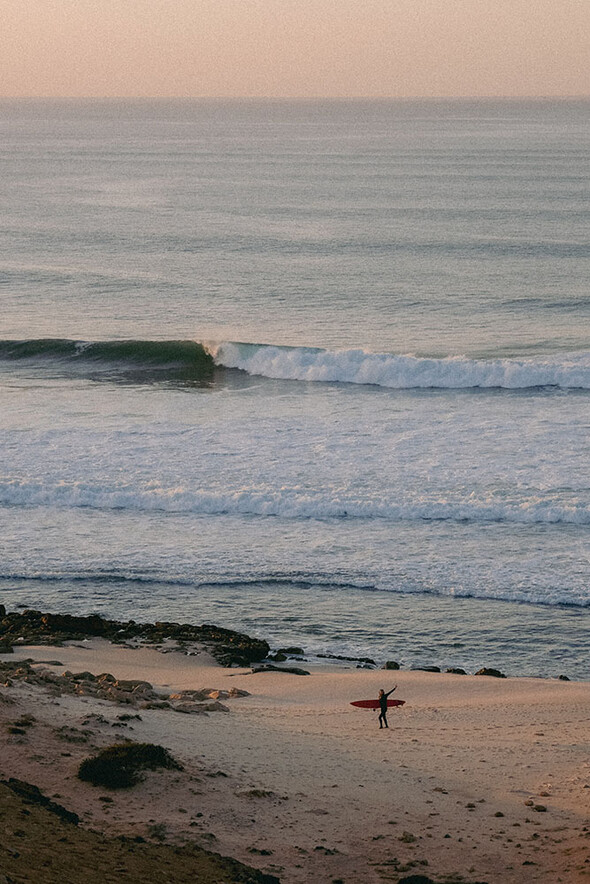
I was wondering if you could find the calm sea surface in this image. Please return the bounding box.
[1,99,589,677]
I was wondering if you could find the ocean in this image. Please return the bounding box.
[1,98,589,678]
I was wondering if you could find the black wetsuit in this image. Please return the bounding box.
[378,688,396,728]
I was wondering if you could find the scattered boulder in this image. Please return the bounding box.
[251,664,310,676]
[411,666,441,673]
[399,831,417,843]
[474,667,506,678]
[397,876,435,884]
[172,703,210,715]
[558,674,570,681]
[382,661,400,670]
[445,667,467,675]
[318,652,376,665]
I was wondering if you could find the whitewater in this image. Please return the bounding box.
[1,98,589,677]
[211,342,590,390]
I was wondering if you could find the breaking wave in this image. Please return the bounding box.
[210,342,590,390]
[2,338,589,390]
[1,478,589,526]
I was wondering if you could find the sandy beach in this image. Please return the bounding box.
[1,636,589,883]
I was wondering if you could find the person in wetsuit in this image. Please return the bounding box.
[378,685,397,728]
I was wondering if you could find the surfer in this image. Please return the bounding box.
[378,686,397,729]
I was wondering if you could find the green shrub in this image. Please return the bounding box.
[77,742,183,789]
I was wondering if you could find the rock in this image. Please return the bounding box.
[251,665,310,676]
[474,667,506,678]
[267,653,287,662]
[558,674,570,681]
[97,673,117,684]
[382,660,400,670]
[533,804,547,812]
[172,703,210,715]
[399,831,417,843]
[411,666,441,673]
[445,667,467,675]
[0,642,13,654]
[113,679,153,693]
[318,652,376,665]
[397,877,435,884]
[0,604,6,618]
[169,689,211,701]
[277,646,305,656]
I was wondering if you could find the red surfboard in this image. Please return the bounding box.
[350,699,405,709]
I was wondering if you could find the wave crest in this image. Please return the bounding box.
[0,339,214,380]
[1,479,588,526]
[210,342,590,390]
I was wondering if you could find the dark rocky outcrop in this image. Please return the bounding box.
[474,667,506,678]
[382,660,400,670]
[445,667,467,675]
[411,666,441,673]
[318,652,376,665]
[397,876,435,884]
[1,777,80,824]
[0,608,269,666]
[397,877,489,884]
[251,665,310,676]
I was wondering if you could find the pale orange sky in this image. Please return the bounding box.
[2,0,589,98]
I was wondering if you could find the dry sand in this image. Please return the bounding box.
[1,639,589,883]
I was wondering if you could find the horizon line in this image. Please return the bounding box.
[1,94,590,102]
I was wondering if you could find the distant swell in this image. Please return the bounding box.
[211,342,590,390]
[1,479,588,526]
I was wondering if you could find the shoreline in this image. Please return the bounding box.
[1,609,589,883]
[0,603,585,682]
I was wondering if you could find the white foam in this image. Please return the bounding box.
[1,478,588,525]
[209,342,590,390]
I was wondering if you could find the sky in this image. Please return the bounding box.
[2,0,589,99]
